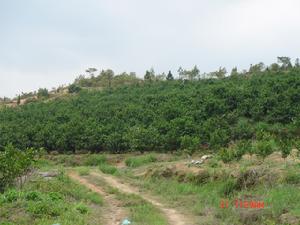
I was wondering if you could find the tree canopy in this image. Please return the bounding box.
[0,60,299,154]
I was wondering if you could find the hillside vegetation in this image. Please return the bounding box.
[0,64,299,159]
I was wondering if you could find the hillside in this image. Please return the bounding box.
[1,65,300,225]
[0,69,299,159]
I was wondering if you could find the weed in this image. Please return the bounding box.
[220,179,237,196]
[84,154,107,166]
[2,190,21,203]
[99,164,119,175]
[75,203,89,214]
[86,192,103,205]
[26,199,66,217]
[77,167,90,176]
[285,170,300,184]
[25,191,43,201]
[125,154,157,168]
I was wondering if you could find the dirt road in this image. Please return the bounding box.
[69,172,127,225]
[69,171,191,225]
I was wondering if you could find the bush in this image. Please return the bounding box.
[253,138,278,158]
[25,191,42,201]
[180,135,200,155]
[68,84,82,93]
[37,88,49,98]
[0,144,38,192]
[219,148,236,163]
[232,118,254,139]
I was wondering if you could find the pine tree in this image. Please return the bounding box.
[166,71,174,80]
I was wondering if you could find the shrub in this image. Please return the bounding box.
[253,138,278,158]
[232,118,254,139]
[234,140,252,159]
[0,144,38,192]
[68,84,82,93]
[37,88,49,98]
[25,191,42,201]
[219,148,235,163]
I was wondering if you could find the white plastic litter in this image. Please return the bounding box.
[121,219,131,225]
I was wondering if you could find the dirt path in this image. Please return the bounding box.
[90,171,191,225]
[68,172,127,225]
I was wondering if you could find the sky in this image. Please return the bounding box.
[1,0,300,97]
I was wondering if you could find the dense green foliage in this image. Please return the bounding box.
[0,145,38,192]
[0,69,299,156]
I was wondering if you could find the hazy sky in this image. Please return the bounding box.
[1,0,300,97]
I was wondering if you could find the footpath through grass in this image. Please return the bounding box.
[85,173,168,225]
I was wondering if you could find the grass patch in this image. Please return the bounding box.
[75,203,89,214]
[125,154,157,168]
[284,169,300,184]
[117,193,168,225]
[84,154,107,166]
[0,171,104,225]
[77,167,90,176]
[99,164,119,175]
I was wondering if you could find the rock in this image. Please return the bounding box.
[265,151,285,163]
[38,171,59,178]
[279,213,300,225]
[187,159,203,167]
[290,149,299,158]
[121,219,131,225]
[242,154,252,160]
[286,149,300,164]
[201,154,213,160]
